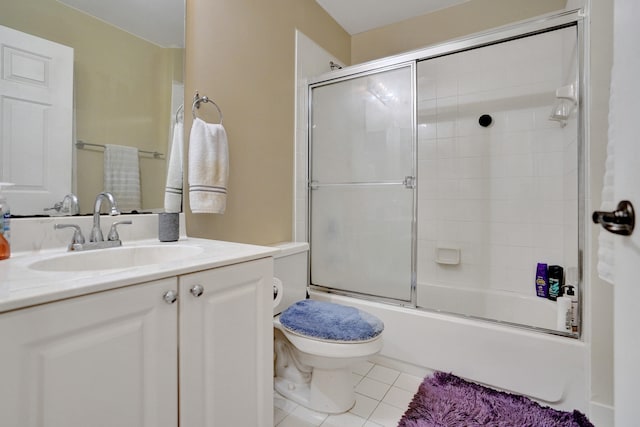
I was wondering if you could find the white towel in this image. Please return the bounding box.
[164,121,184,213]
[104,144,141,212]
[188,118,229,214]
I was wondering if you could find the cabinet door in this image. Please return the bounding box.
[0,278,178,427]
[179,258,273,427]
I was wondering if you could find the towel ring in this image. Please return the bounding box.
[192,92,223,124]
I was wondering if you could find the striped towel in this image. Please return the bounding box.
[104,144,141,212]
[188,118,228,214]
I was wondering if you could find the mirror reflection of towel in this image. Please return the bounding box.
[188,118,228,214]
[165,121,184,213]
[104,144,141,212]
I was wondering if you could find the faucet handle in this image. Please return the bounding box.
[107,220,132,241]
[54,224,86,249]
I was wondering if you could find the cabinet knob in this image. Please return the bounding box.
[190,284,204,297]
[163,290,178,304]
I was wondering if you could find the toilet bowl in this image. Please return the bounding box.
[272,242,384,414]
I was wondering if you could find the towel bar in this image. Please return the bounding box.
[75,141,163,159]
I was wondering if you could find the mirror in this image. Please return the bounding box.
[0,0,185,216]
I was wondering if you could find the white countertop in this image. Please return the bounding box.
[0,235,278,314]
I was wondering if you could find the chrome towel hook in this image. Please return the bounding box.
[192,91,223,124]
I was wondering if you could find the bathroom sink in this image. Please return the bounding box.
[28,244,204,272]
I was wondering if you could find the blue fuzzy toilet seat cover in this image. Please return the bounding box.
[279,300,384,342]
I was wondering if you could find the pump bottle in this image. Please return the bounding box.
[0,183,14,260]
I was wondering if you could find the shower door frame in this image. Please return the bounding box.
[306,8,587,337]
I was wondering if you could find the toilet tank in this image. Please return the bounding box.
[271,242,309,315]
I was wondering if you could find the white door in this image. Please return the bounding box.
[607,0,640,425]
[0,25,73,215]
[0,278,178,427]
[179,259,273,427]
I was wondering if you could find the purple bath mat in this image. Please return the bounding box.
[398,372,593,427]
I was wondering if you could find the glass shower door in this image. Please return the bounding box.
[309,64,415,301]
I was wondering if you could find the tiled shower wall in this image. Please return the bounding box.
[416,27,579,317]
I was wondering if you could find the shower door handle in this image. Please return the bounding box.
[592,200,635,236]
[403,176,416,189]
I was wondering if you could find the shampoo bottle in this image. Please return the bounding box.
[535,263,548,298]
[565,267,579,333]
[0,183,13,260]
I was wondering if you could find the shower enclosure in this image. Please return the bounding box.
[307,14,583,336]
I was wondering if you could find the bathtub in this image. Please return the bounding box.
[310,290,587,413]
[416,282,561,331]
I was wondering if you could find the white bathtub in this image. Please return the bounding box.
[416,282,561,331]
[311,290,587,413]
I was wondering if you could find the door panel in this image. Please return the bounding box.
[0,278,178,427]
[0,25,73,214]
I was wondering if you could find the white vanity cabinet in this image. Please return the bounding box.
[179,257,274,427]
[0,256,274,427]
[0,277,179,427]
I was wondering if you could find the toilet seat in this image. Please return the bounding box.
[275,316,383,359]
[279,300,384,342]
[274,299,384,359]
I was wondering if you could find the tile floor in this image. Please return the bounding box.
[274,361,424,427]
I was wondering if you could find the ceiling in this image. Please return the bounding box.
[55,0,469,48]
[56,0,184,48]
[315,0,471,35]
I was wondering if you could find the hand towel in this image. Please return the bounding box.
[164,121,184,213]
[104,144,141,212]
[188,117,229,214]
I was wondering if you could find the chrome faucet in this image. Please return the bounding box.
[45,193,80,216]
[90,192,120,242]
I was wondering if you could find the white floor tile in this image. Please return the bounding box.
[382,386,414,410]
[368,402,406,427]
[290,405,328,426]
[275,392,299,412]
[275,407,289,425]
[355,377,391,401]
[274,362,413,427]
[393,373,423,393]
[320,412,367,427]
[278,413,319,427]
[351,373,364,386]
[349,393,379,419]
[352,361,375,376]
[366,365,400,385]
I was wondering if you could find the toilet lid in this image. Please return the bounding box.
[279,300,384,342]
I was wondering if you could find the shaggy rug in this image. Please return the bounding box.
[398,372,594,427]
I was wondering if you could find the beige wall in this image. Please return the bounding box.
[185,0,350,244]
[0,0,180,213]
[351,0,567,64]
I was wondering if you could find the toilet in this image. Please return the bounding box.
[272,242,384,414]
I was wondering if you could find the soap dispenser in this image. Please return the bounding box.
[0,183,14,260]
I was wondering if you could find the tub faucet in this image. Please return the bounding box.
[90,192,120,242]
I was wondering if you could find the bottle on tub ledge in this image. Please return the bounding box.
[535,263,549,298]
[547,265,564,301]
[564,267,579,333]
